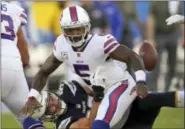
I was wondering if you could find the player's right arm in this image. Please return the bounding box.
[32,54,62,92]
[21,52,62,116]
[69,118,91,129]
[29,35,64,93]
[68,101,100,129]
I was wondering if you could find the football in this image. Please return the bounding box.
[139,41,158,71]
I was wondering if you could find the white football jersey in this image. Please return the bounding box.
[53,34,129,87]
[1,2,27,58]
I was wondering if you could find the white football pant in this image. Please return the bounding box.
[1,58,29,125]
[95,75,137,128]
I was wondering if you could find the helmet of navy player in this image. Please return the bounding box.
[31,91,67,121]
[60,5,91,48]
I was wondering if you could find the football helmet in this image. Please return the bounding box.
[31,91,67,122]
[60,5,91,47]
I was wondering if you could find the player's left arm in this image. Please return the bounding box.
[106,35,148,98]
[17,27,30,66]
[110,44,145,72]
[17,7,29,66]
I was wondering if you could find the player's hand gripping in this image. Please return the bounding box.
[130,81,148,99]
[90,66,106,102]
[20,97,42,116]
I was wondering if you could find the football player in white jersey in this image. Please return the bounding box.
[1,1,34,126]
[21,5,148,129]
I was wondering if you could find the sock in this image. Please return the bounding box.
[137,91,177,109]
[175,90,184,107]
[23,117,45,129]
[92,120,110,129]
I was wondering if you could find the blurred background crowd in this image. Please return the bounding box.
[2,1,184,112]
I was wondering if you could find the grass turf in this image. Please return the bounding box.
[1,107,184,129]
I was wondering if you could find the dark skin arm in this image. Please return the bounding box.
[110,45,148,98]
[32,54,62,92]
[110,45,145,71]
[21,54,62,116]
[17,27,30,66]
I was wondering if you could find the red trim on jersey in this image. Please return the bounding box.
[20,13,27,20]
[104,38,116,48]
[103,81,128,123]
[69,6,78,22]
[104,43,119,54]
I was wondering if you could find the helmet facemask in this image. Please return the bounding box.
[39,92,67,122]
[62,23,90,48]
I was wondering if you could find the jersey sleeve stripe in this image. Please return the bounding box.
[104,38,116,48]
[104,41,118,50]
[104,43,120,54]
[20,13,27,25]
[20,13,27,21]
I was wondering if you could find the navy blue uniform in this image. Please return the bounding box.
[55,81,91,129]
[122,97,160,129]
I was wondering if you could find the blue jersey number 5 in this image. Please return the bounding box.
[1,14,16,41]
[73,64,91,85]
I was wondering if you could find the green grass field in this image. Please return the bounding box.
[1,107,184,129]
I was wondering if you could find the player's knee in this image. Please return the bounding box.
[92,120,110,129]
[23,116,45,129]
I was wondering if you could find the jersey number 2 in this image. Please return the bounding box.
[73,64,91,85]
[1,14,16,41]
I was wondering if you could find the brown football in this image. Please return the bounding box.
[139,41,158,71]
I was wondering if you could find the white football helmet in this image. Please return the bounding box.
[31,91,67,121]
[31,91,48,119]
[60,5,91,47]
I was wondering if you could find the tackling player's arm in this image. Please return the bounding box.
[69,101,100,129]
[21,54,62,116]
[32,54,62,92]
[69,118,91,129]
[17,27,30,66]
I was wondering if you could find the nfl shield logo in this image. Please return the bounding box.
[61,52,68,60]
[77,52,81,57]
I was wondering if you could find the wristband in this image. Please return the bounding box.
[135,70,146,82]
[28,89,40,99]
